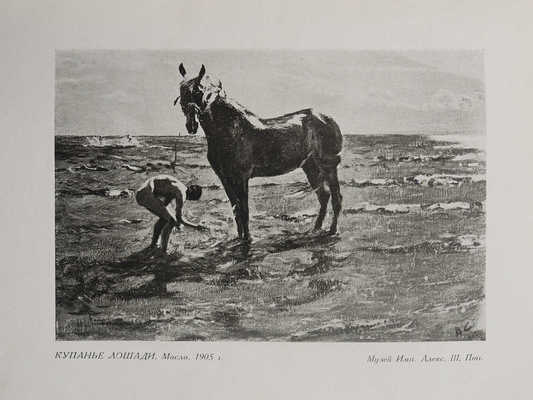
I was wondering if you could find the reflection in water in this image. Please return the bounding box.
[288,250,332,276]
[212,309,240,328]
[104,230,344,297]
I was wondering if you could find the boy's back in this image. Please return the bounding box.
[137,175,187,203]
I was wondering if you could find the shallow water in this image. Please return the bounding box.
[55,133,485,341]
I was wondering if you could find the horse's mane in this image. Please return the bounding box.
[204,76,310,130]
[188,73,265,129]
[215,95,266,130]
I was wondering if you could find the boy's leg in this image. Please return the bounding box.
[160,222,174,252]
[160,196,177,252]
[137,188,177,251]
[139,192,177,225]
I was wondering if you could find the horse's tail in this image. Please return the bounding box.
[313,112,343,167]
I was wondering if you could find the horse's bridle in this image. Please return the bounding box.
[173,97,202,117]
[173,85,223,118]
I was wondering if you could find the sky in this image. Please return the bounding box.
[55,50,485,136]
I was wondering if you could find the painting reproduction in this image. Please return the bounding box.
[55,50,486,341]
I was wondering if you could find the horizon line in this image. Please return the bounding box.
[55,129,486,137]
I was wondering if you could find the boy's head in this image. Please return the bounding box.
[186,184,202,201]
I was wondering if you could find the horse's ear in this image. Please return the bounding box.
[198,64,206,80]
[218,81,222,89]
[179,63,187,78]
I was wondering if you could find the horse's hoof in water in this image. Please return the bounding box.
[311,227,325,235]
[241,235,253,244]
[140,245,157,255]
[226,237,247,249]
[308,228,327,238]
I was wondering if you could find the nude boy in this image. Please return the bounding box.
[135,175,205,252]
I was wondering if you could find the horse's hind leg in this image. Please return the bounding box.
[324,166,342,235]
[302,158,330,231]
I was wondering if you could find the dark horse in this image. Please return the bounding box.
[175,63,343,242]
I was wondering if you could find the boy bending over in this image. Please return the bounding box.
[135,175,205,252]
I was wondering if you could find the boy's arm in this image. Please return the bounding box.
[175,197,207,230]
[173,196,183,229]
[180,215,203,229]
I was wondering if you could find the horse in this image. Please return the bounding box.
[174,63,343,242]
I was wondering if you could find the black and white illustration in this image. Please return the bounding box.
[55,50,485,341]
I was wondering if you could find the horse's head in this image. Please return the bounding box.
[174,63,223,135]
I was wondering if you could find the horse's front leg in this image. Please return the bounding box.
[230,177,251,242]
[216,173,243,239]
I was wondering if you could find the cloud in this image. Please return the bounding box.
[365,88,419,110]
[363,88,484,113]
[428,89,483,111]
[56,73,106,86]
[431,89,460,110]
[101,90,142,104]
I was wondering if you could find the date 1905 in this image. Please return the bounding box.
[195,353,221,361]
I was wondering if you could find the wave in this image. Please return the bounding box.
[343,173,485,188]
[147,145,173,150]
[65,218,144,234]
[102,189,135,198]
[344,178,398,187]
[63,161,190,174]
[271,209,318,222]
[430,134,485,151]
[118,218,143,224]
[427,201,470,211]
[345,203,421,214]
[67,164,110,172]
[346,200,484,214]
[404,174,485,186]
[290,318,391,340]
[122,163,146,172]
[412,297,483,318]
[57,187,134,198]
[84,135,141,148]
[452,153,483,161]
[374,154,455,163]
[358,234,484,254]
[268,200,485,221]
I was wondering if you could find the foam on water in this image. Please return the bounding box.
[427,201,470,211]
[346,202,421,214]
[290,318,391,340]
[407,174,485,186]
[430,134,485,151]
[375,154,455,163]
[453,153,483,161]
[359,234,484,254]
[270,200,484,221]
[345,200,484,214]
[84,135,141,147]
[345,173,485,188]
